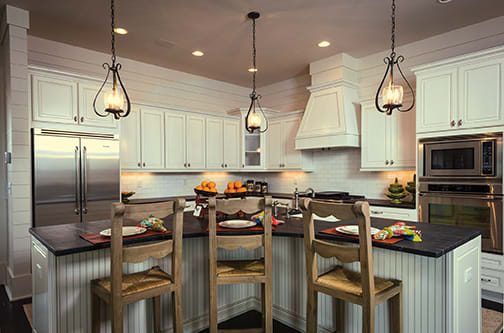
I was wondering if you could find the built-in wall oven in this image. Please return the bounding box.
[418,133,503,254]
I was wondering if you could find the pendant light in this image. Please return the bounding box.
[375,0,415,115]
[93,0,131,120]
[245,11,268,133]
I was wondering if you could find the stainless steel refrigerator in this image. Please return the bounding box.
[32,129,120,227]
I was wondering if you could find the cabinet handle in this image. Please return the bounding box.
[74,116,78,122]
[143,162,146,167]
[450,120,455,127]
[80,116,84,123]
[458,119,463,127]
[371,210,384,215]
[390,160,394,165]
[137,162,141,167]
[385,160,389,165]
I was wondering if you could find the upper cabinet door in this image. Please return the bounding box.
[416,68,457,133]
[186,115,206,169]
[165,112,186,170]
[361,104,389,170]
[206,118,224,169]
[459,58,504,129]
[140,108,165,169]
[120,106,141,169]
[266,120,283,169]
[282,117,302,169]
[32,74,78,124]
[78,82,117,128]
[390,107,416,169]
[223,119,240,169]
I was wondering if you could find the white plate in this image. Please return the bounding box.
[336,225,381,236]
[218,220,256,229]
[99,226,147,237]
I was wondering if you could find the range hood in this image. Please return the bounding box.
[296,53,361,150]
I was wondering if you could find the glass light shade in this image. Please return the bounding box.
[246,109,262,130]
[104,87,125,110]
[382,83,403,107]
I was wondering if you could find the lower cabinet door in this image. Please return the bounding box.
[140,108,165,169]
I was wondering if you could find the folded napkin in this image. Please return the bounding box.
[373,222,422,242]
[251,211,285,226]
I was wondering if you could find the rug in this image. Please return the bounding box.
[483,307,503,333]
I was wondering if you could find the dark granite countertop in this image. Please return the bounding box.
[30,210,481,258]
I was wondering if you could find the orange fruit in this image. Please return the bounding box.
[203,186,211,191]
[227,182,235,189]
[195,185,203,190]
[238,187,247,193]
[228,188,236,193]
[201,181,209,187]
[234,181,242,188]
[209,187,217,193]
[224,189,229,193]
[208,181,216,188]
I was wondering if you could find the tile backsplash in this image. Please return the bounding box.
[121,149,415,200]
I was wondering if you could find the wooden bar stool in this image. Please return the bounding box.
[91,199,185,333]
[208,196,273,333]
[300,198,403,333]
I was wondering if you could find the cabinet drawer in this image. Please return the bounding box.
[481,268,504,293]
[481,252,504,272]
[369,206,418,222]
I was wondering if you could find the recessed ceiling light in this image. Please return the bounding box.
[248,67,258,72]
[192,50,204,56]
[317,41,331,48]
[437,0,452,3]
[114,27,128,35]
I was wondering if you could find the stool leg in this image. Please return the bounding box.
[209,279,218,333]
[91,290,100,333]
[153,296,161,333]
[389,287,403,333]
[111,300,123,333]
[306,286,318,333]
[362,302,375,333]
[261,283,266,330]
[172,288,183,333]
[264,281,273,333]
[335,298,345,333]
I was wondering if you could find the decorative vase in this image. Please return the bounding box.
[405,174,416,203]
[385,178,407,204]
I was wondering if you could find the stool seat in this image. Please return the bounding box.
[217,259,265,277]
[93,266,172,298]
[316,266,395,297]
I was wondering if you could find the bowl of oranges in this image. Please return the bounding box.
[194,181,218,197]
[224,181,247,198]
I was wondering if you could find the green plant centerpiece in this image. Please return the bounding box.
[385,177,407,204]
[405,174,416,203]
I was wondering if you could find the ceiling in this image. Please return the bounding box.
[3,0,504,87]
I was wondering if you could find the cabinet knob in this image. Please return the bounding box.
[225,164,228,168]
[385,160,389,165]
[143,162,146,167]
[188,163,191,168]
[221,163,224,168]
[390,160,394,165]
[184,163,187,168]
[450,120,455,127]
[74,116,78,122]
[458,119,463,127]
[80,116,84,122]
[242,164,245,168]
[137,162,141,167]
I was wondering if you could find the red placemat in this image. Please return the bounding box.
[320,226,403,244]
[80,230,171,245]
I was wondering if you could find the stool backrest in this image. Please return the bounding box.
[110,199,185,305]
[300,199,375,301]
[208,196,273,269]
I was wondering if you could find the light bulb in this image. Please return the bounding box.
[382,83,403,107]
[104,88,125,110]
[247,109,261,130]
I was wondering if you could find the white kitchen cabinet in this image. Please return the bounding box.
[206,117,224,169]
[77,82,117,128]
[186,114,206,169]
[32,74,78,124]
[369,206,418,222]
[120,106,141,169]
[361,101,416,171]
[140,107,165,169]
[165,112,186,170]
[223,119,240,169]
[266,115,312,170]
[413,46,504,134]
[481,252,504,294]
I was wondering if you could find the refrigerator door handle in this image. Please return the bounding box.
[82,146,88,214]
[74,146,80,215]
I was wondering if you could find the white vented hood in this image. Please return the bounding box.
[296,53,361,150]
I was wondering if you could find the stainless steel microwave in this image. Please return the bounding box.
[419,134,502,179]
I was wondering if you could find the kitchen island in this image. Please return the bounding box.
[30,211,481,333]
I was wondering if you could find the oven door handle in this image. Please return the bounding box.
[419,192,503,201]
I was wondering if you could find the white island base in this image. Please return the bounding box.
[31,235,481,333]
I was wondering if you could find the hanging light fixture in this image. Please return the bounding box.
[93,0,131,120]
[245,11,268,133]
[375,0,415,115]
